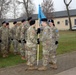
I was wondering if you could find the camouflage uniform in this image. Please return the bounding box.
[40,25,52,67]
[49,26,59,64]
[1,26,10,55]
[0,27,2,53]
[11,25,19,53]
[20,22,30,58]
[26,26,37,65]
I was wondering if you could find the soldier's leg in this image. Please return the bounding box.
[2,42,8,57]
[20,41,25,60]
[50,45,57,69]
[38,46,49,71]
[7,39,11,53]
[27,47,37,70]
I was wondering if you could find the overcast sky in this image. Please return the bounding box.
[33,0,76,13]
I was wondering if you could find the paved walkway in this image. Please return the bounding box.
[55,67,76,75]
[0,51,76,75]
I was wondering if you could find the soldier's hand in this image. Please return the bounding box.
[37,38,40,44]
[37,28,41,34]
[55,41,58,45]
[23,39,26,43]
[11,38,13,41]
[0,39,2,43]
[18,40,21,43]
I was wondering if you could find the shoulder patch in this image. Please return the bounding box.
[55,29,59,33]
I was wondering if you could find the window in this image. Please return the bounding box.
[74,19,76,25]
[57,21,60,24]
[65,20,68,26]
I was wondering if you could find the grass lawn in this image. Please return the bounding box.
[0,30,76,68]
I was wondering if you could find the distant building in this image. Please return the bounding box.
[0,9,76,30]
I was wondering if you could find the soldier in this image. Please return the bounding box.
[6,22,11,53]
[11,21,19,55]
[38,18,52,71]
[1,22,9,57]
[26,20,38,70]
[0,26,2,53]
[25,17,32,60]
[19,19,26,60]
[48,19,59,69]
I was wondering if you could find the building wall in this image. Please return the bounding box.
[54,16,76,30]
[9,22,21,29]
[9,16,76,30]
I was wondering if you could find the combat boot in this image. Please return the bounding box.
[21,56,26,60]
[3,54,8,58]
[28,66,38,70]
[50,63,58,69]
[38,66,47,71]
[49,61,53,64]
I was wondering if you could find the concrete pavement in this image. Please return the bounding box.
[0,51,76,75]
[55,67,76,75]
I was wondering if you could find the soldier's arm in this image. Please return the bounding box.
[55,28,59,41]
[30,29,37,44]
[40,28,50,42]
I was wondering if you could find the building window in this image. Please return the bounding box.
[65,20,68,26]
[74,19,76,25]
[57,21,60,24]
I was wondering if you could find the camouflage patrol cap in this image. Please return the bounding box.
[41,18,47,22]
[13,21,17,24]
[6,22,9,25]
[30,20,35,25]
[27,17,32,21]
[2,21,6,25]
[21,19,25,23]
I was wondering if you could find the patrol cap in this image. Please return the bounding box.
[13,21,17,24]
[27,17,32,21]
[6,22,9,25]
[41,18,47,22]
[48,19,54,23]
[30,20,35,26]
[2,21,6,25]
[21,19,25,23]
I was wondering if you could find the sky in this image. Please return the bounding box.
[33,0,76,13]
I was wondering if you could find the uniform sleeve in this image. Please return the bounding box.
[29,29,37,44]
[40,27,51,42]
[55,28,59,41]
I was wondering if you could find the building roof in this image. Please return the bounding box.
[0,9,76,23]
[53,9,76,18]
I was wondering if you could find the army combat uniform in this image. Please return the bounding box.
[26,20,37,68]
[48,19,59,69]
[1,25,10,57]
[49,26,59,66]
[10,23,19,54]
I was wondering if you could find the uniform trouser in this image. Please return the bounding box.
[1,40,8,55]
[12,39,19,53]
[42,45,50,67]
[0,43,1,52]
[49,42,58,64]
[7,39,11,52]
[26,46,36,65]
[20,41,25,57]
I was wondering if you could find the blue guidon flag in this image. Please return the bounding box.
[38,5,46,24]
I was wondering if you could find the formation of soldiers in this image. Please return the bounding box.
[0,17,59,71]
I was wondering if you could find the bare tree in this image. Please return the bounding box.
[17,0,35,18]
[0,0,11,18]
[0,0,11,25]
[64,0,72,30]
[41,0,54,19]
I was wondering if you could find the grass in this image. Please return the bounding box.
[0,53,26,68]
[57,31,76,54]
[0,30,76,68]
